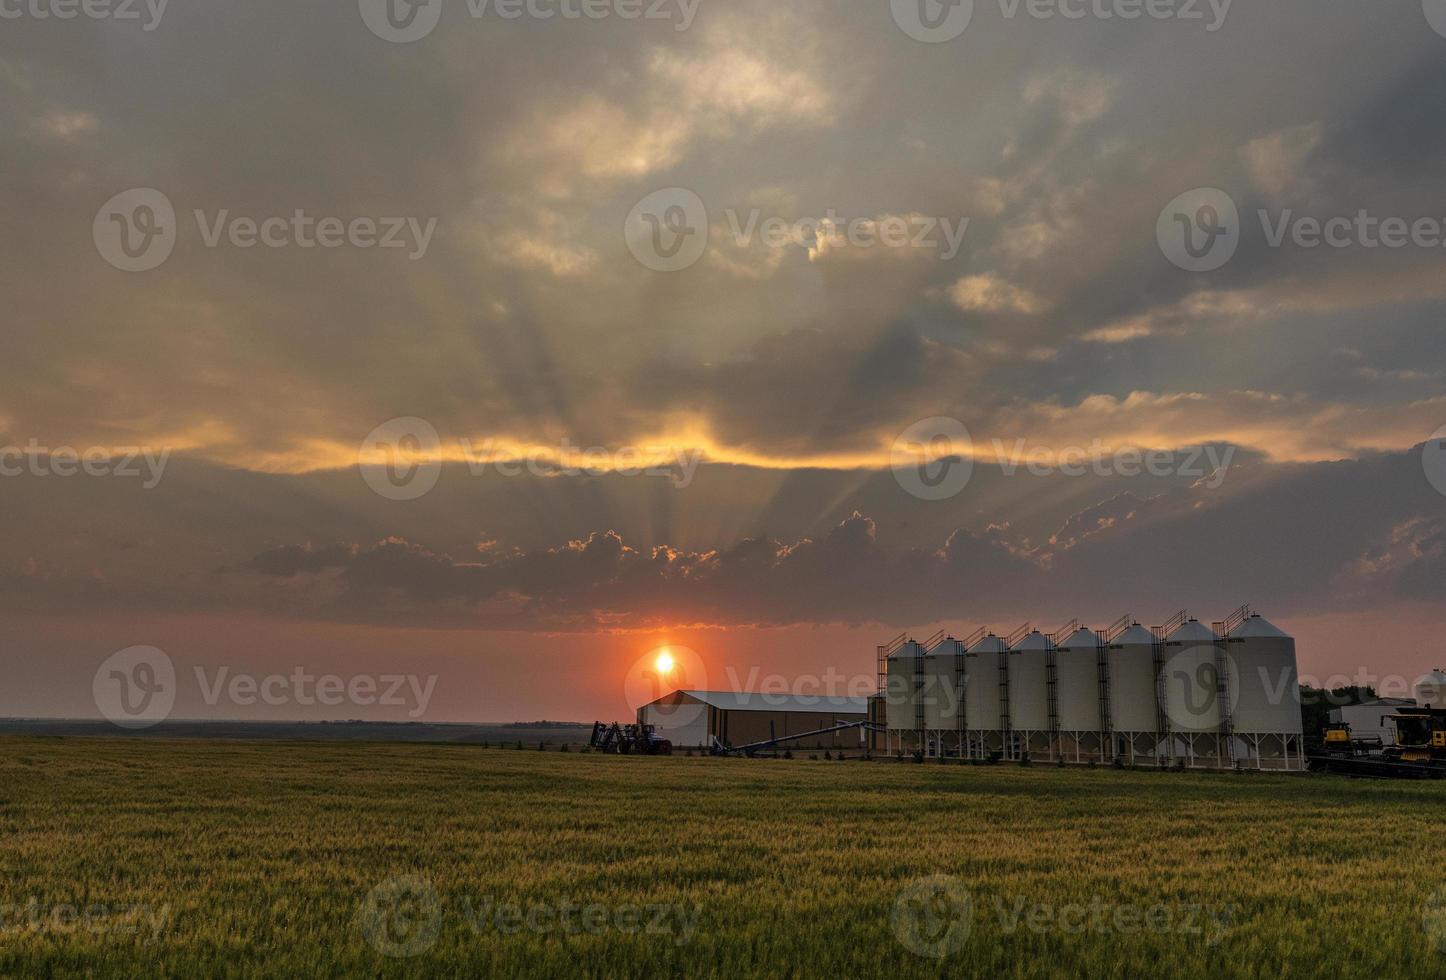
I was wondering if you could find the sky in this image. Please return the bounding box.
[2,0,1445,722]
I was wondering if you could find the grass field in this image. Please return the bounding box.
[3,737,1445,978]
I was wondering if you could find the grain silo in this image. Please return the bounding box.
[1054,626,1103,762]
[1418,669,1446,708]
[1008,630,1052,759]
[883,638,926,738]
[1108,623,1160,763]
[873,603,1304,769]
[1225,612,1302,769]
[1159,619,1222,765]
[923,635,966,746]
[966,633,1008,757]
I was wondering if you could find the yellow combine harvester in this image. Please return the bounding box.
[1311,705,1446,779]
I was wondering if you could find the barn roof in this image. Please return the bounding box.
[669,691,869,714]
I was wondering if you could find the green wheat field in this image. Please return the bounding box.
[3,736,1444,978]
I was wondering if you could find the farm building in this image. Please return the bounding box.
[639,691,869,751]
[873,606,1306,771]
[1329,699,1415,746]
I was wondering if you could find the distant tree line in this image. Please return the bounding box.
[1297,685,1377,739]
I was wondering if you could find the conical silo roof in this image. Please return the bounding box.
[1229,614,1291,639]
[1059,627,1098,649]
[926,637,960,656]
[1011,631,1052,651]
[887,640,926,659]
[967,634,1008,653]
[1114,624,1155,645]
[1167,619,1216,643]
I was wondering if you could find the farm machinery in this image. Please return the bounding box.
[1308,706,1446,779]
[709,720,884,758]
[589,721,673,755]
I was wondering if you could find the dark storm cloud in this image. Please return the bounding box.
[206,445,1445,631]
[3,1,1446,468]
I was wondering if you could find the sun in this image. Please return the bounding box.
[655,649,676,675]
